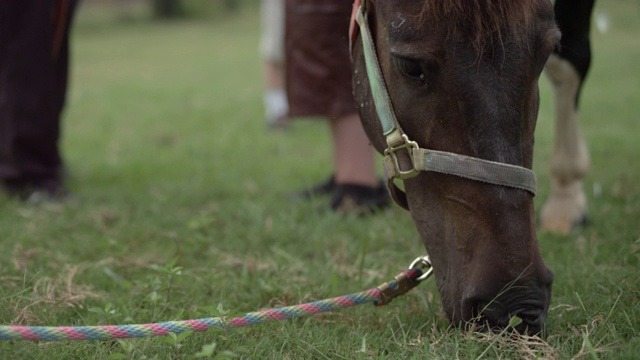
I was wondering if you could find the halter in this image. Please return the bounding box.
[350,0,537,210]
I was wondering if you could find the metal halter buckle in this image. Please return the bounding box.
[384,134,421,180]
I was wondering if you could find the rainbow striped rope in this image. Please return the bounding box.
[0,269,424,341]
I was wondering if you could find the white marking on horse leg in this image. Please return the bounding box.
[541,54,590,234]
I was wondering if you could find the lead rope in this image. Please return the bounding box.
[0,257,432,341]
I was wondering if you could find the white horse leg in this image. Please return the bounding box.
[541,53,590,234]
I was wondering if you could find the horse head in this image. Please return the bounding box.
[351,0,561,334]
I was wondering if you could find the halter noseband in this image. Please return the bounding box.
[351,0,537,210]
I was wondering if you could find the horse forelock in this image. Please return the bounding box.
[420,0,543,52]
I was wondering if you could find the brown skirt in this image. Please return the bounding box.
[285,0,356,119]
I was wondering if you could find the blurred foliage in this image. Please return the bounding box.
[77,0,256,25]
[151,0,184,18]
[151,0,249,19]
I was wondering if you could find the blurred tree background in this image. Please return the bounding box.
[81,0,251,21]
[151,0,245,19]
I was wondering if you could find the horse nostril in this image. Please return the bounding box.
[517,308,544,322]
[464,298,547,335]
[513,309,547,335]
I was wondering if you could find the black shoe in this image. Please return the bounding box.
[2,179,73,204]
[330,182,390,215]
[24,187,74,204]
[289,175,337,201]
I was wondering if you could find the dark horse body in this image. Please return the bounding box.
[351,0,594,334]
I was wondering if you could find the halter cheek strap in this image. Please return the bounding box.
[352,0,537,210]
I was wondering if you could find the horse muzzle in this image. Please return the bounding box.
[460,271,553,335]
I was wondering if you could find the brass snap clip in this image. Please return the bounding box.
[375,255,434,306]
[409,256,433,282]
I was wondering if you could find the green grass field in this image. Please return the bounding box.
[1,2,638,359]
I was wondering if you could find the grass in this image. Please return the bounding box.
[1,1,639,359]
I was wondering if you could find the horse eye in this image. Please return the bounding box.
[393,56,426,84]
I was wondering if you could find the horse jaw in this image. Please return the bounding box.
[403,175,553,335]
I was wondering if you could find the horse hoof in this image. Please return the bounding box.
[539,212,590,235]
[540,219,573,235]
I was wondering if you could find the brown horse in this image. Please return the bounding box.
[350,0,589,335]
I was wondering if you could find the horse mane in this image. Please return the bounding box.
[421,0,542,52]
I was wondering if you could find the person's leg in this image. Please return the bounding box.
[0,2,55,192]
[330,113,377,187]
[0,1,76,199]
[329,113,389,212]
[48,0,78,174]
[261,0,288,128]
[263,61,288,128]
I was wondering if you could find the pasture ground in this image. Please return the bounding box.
[1,1,638,359]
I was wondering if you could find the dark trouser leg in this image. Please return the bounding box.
[0,1,77,194]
